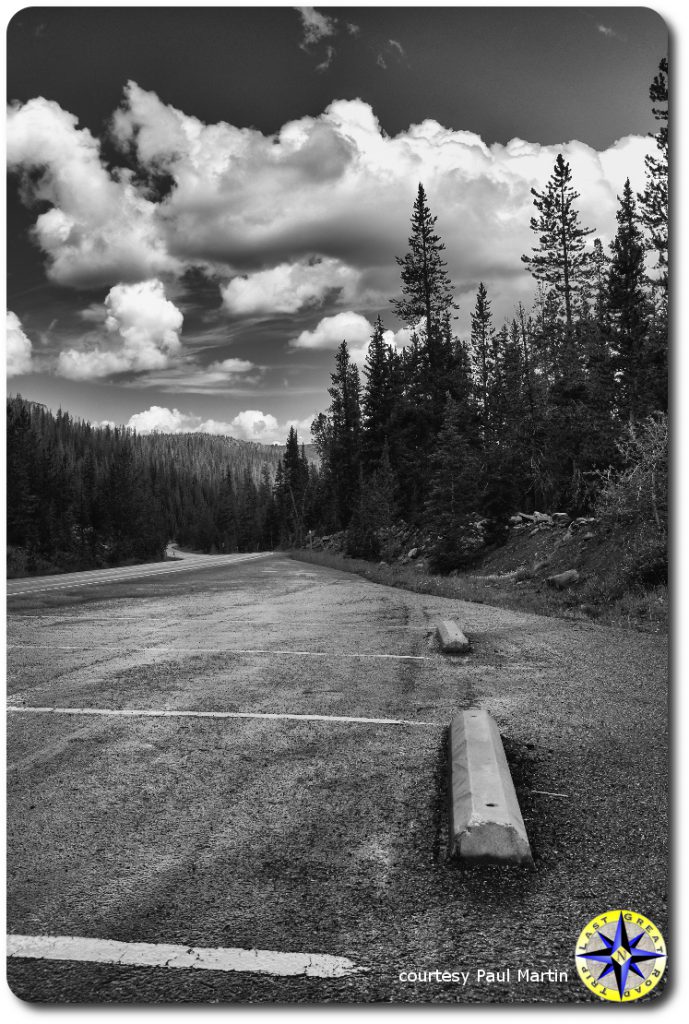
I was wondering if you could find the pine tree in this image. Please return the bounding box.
[216,469,238,552]
[424,397,484,572]
[470,282,496,431]
[361,315,394,473]
[522,154,594,332]
[639,57,668,290]
[607,179,650,422]
[280,426,310,545]
[321,341,362,529]
[391,183,456,338]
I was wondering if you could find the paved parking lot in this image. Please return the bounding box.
[6,554,668,1004]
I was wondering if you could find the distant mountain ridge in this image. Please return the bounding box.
[137,431,318,484]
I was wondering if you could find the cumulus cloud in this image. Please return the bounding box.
[127,405,314,444]
[57,280,183,379]
[7,97,180,288]
[221,258,361,315]
[295,7,337,48]
[6,311,34,376]
[291,311,412,364]
[291,310,372,351]
[110,84,654,320]
[9,82,657,334]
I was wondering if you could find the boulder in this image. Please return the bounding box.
[408,547,419,559]
[533,512,553,525]
[552,513,571,526]
[570,516,596,532]
[546,569,580,589]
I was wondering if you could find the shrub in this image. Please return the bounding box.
[595,414,668,587]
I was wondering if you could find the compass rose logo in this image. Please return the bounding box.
[575,909,667,1002]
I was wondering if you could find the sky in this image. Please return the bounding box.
[5,4,670,444]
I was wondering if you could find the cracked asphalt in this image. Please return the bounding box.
[6,554,668,1004]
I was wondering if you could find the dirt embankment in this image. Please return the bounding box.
[295,513,667,634]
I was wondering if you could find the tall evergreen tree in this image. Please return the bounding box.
[361,315,394,474]
[607,179,650,423]
[319,341,362,529]
[391,183,456,339]
[280,426,311,545]
[521,154,594,332]
[469,282,496,431]
[639,56,668,291]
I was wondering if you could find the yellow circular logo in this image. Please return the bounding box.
[576,909,667,1002]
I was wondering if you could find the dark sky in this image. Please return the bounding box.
[7,6,667,145]
[6,5,669,439]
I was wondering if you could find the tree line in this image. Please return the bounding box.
[6,398,296,574]
[272,58,668,570]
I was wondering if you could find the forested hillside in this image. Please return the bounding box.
[6,398,311,575]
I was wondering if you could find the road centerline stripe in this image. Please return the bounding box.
[6,934,366,978]
[7,706,441,727]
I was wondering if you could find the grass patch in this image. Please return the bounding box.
[290,548,667,634]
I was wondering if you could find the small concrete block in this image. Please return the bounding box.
[437,619,470,654]
[449,709,533,866]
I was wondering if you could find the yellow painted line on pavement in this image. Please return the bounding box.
[7,934,366,978]
[7,706,441,727]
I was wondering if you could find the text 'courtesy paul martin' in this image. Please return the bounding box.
[398,968,568,986]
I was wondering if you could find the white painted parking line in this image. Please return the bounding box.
[7,706,440,727]
[7,934,366,978]
[7,646,431,660]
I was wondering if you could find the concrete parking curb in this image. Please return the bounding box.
[448,709,533,866]
[437,619,470,653]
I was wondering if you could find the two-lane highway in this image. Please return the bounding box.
[6,550,271,599]
[6,554,668,1004]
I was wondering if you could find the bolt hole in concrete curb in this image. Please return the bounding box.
[436,619,470,654]
[448,709,534,867]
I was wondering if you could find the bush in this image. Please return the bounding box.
[596,415,667,536]
[595,414,668,587]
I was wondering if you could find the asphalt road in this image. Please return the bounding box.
[6,554,669,1005]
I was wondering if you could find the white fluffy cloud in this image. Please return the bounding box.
[221,258,360,315]
[7,97,180,288]
[6,311,33,376]
[291,311,412,364]
[291,310,373,351]
[57,280,183,379]
[9,83,658,333]
[111,84,656,320]
[126,406,314,444]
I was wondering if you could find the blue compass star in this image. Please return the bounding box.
[578,912,665,997]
